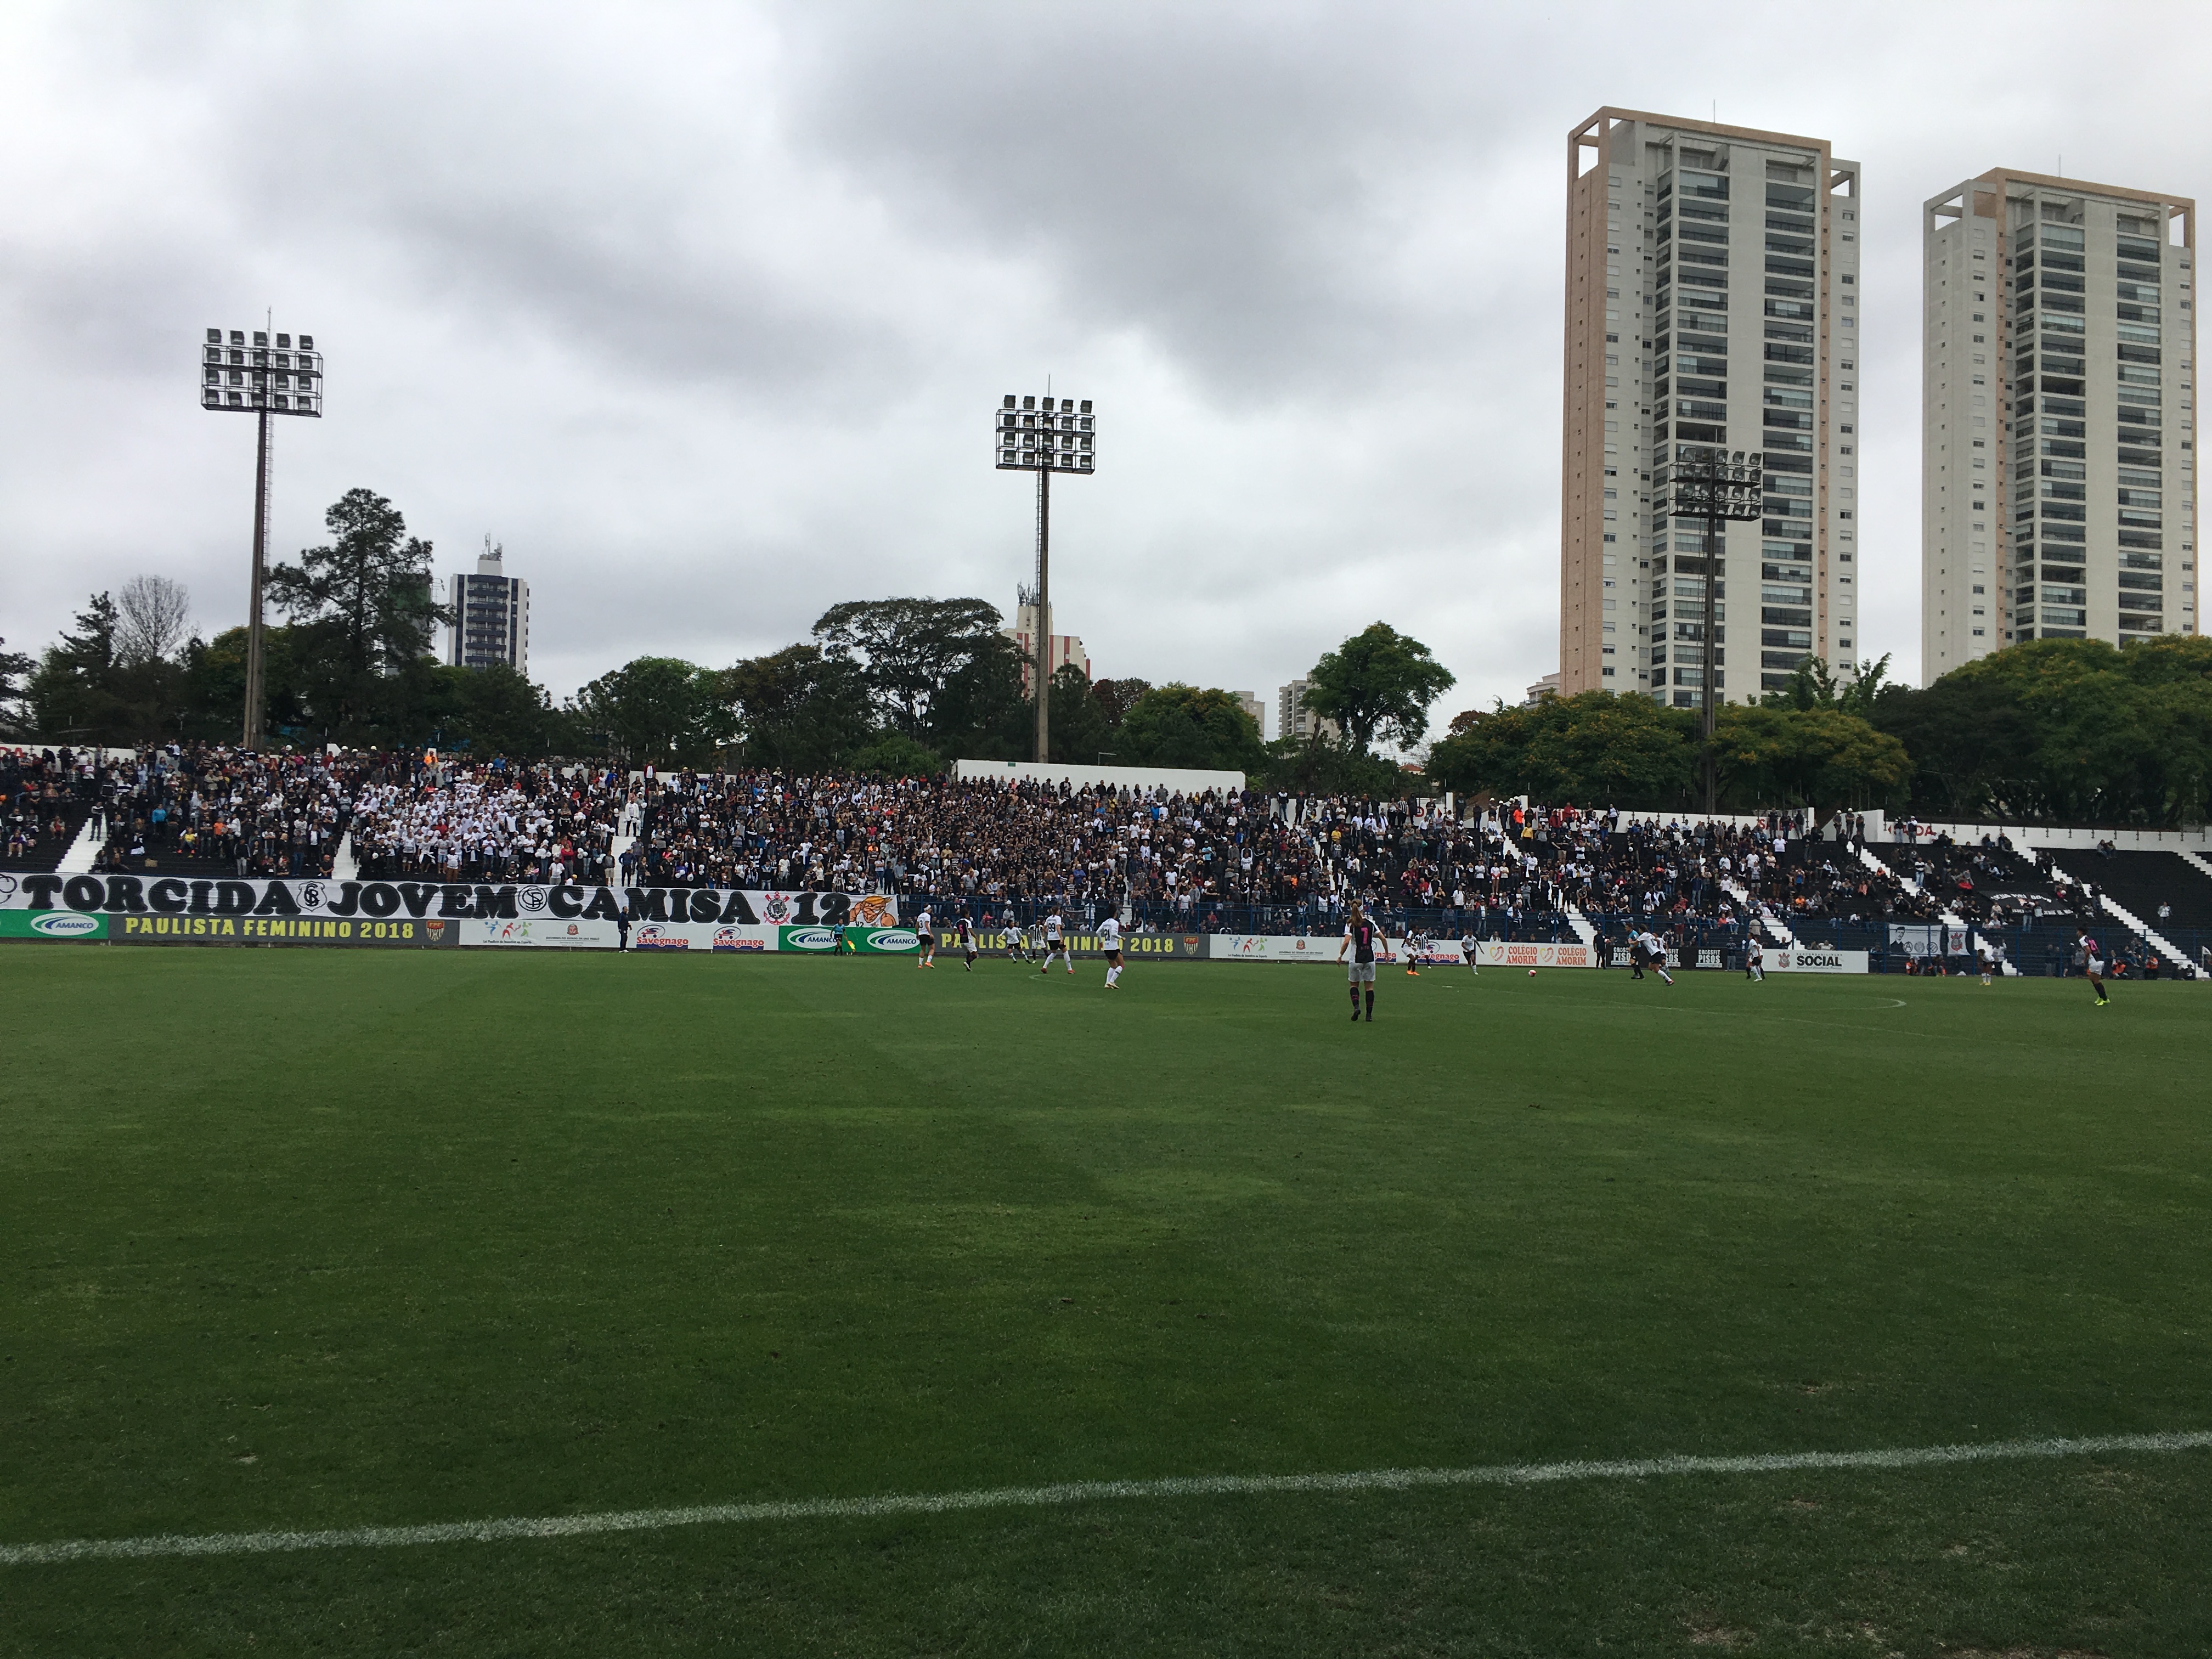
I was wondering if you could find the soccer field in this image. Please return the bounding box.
[4,947,2209,1657]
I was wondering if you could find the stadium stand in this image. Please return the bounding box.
[14,740,2209,973]
[1,748,94,873]
[2070,850,2212,936]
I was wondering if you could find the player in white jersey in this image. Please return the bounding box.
[915,907,934,968]
[1745,941,1765,982]
[1039,909,1073,975]
[1098,915,1124,988]
[1630,929,1674,986]
[1459,928,1481,976]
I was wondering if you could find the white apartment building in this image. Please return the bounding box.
[1561,109,1863,706]
[1230,691,1266,738]
[1276,679,1340,744]
[1923,171,2197,673]
[447,539,529,674]
[1003,597,1088,696]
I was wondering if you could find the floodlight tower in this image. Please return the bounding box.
[1662,445,1763,813]
[995,392,1095,763]
[201,325,323,747]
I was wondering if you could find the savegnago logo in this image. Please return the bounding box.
[31,912,100,937]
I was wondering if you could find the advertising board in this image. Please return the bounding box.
[0,873,893,950]
[1208,933,1341,963]
[629,923,781,952]
[944,928,1192,958]
[781,926,920,955]
[469,917,622,949]
[1471,941,1593,969]
[1768,948,1870,973]
[112,914,456,947]
[0,909,108,941]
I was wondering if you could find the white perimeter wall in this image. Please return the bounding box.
[953,759,1249,795]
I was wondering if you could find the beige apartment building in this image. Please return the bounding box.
[1560,109,1862,705]
[1922,172,2196,674]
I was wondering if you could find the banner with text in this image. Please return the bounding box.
[0,873,894,934]
[1767,948,1871,973]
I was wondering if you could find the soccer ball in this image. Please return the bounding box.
[1527,968,1538,977]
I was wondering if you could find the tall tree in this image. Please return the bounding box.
[924,629,1029,760]
[266,488,447,737]
[811,597,1006,738]
[112,576,193,667]
[1115,684,1267,774]
[25,593,127,743]
[1712,704,1910,816]
[0,636,35,737]
[1426,691,1696,808]
[1090,676,1150,729]
[1301,623,1456,754]
[569,656,729,764]
[721,644,874,772]
[1047,663,1114,764]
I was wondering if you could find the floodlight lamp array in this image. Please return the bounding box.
[1664,445,1763,522]
[996,393,1095,472]
[201,326,323,416]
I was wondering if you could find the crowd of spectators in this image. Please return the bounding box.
[2,746,97,870]
[348,763,625,884]
[0,744,2113,953]
[71,744,380,878]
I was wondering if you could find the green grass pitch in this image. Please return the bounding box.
[4,946,2210,1656]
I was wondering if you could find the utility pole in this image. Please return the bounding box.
[1663,445,1763,814]
[244,408,270,747]
[994,392,1095,764]
[201,323,323,749]
[1034,462,1051,764]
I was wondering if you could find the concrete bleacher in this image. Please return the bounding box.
[2074,850,2212,935]
[0,799,94,874]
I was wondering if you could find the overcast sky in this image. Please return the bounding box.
[4,1,2207,735]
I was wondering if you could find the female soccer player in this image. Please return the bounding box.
[1337,901,1389,1021]
[2080,930,2110,1006]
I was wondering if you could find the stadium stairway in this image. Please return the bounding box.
[54,812,102,874]
[2044,854,2200,979]
[331,833,359,882]
[1858,842,1973,933]
[1564,906,1598,950]
[1721,875,1793,947]
[2079,849,2212,935]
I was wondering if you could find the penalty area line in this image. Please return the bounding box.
[5,1430,2210,1567]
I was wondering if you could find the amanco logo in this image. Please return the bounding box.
[866,929,920,952]
[31,912,100,938]
[785,927,838,951]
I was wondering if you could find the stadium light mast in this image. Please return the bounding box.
[201,324,323,748]
[1663,444,1763,814]
[995,392,1095,763]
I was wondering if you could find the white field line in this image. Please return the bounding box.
[5,1430,2209,1568]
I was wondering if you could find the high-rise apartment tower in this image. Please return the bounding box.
[448,538,529,674]
[1561,110,1863,705]
[1923,171,2196,673]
